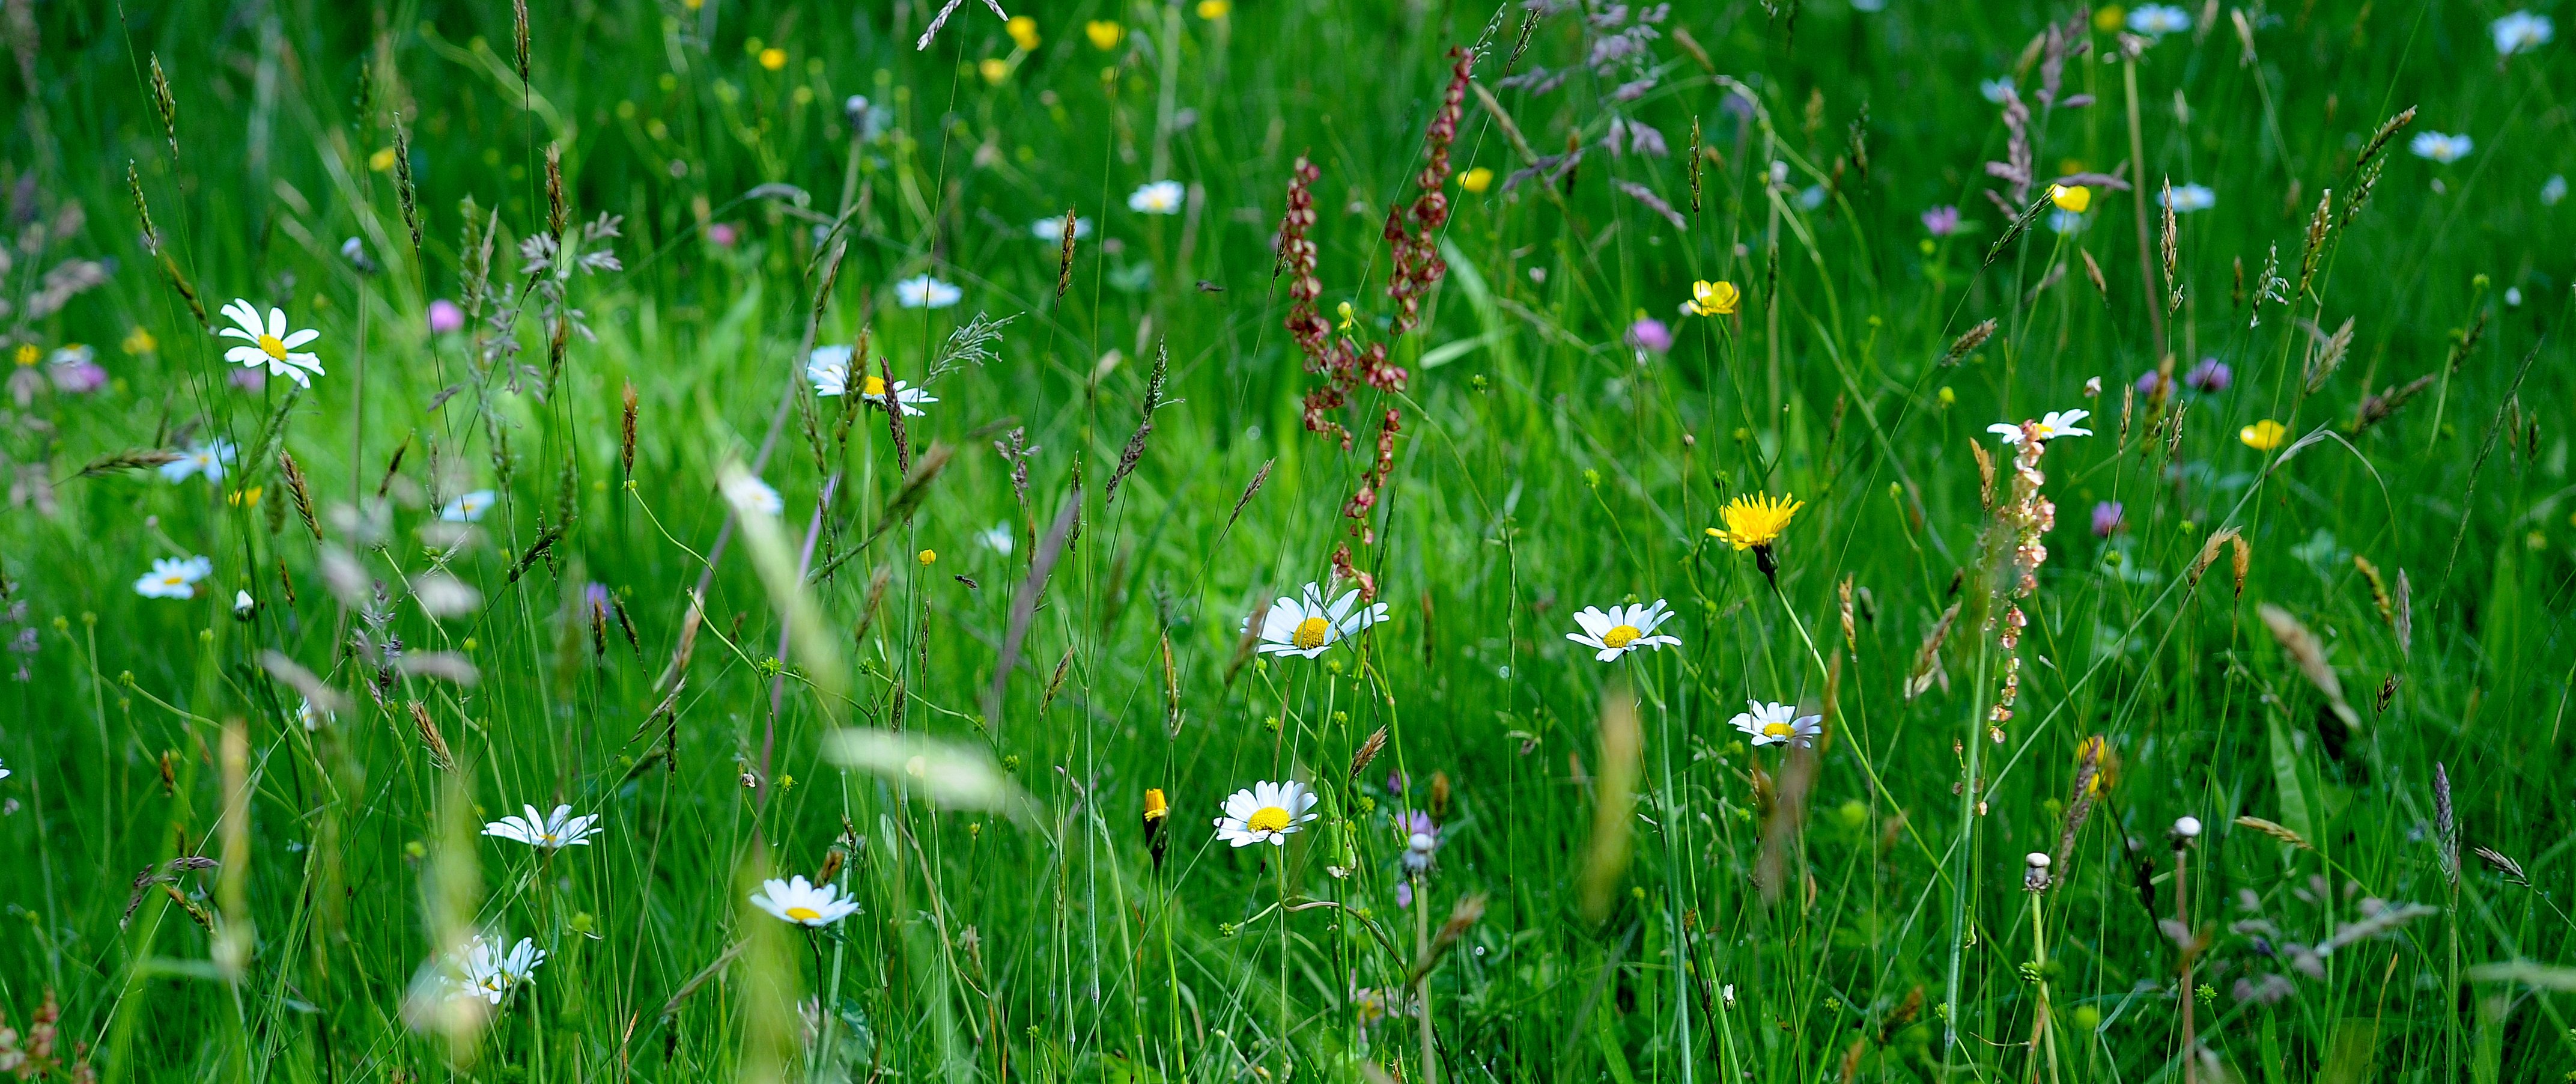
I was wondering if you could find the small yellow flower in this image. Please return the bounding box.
[1937,386,1957,406]
[2092,5,2127,31]
[1336,301,1357,331]
[2074,735,2117,796]
[1689,280,1740,317]
[1086,20,1124,49]
[2048,184,2092,213]
[1708,492,1803,551]
[11,344,38,367]
[2239,419,2288,451]
[978,57,1010,84]
[228,486,264,508]
[1006,15,1040,50]
[758,47,788,71]
[918,549,938,565]
[682,0,702,8]
[1143,788,1169,823]
[1459,166,1493,193]
[1196,0,1232,18]
[124,327,158,355]
[368,147,397,172]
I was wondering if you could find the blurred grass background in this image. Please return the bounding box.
[0,0,2572,1080]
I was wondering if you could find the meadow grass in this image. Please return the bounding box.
[1,0,2572,1081]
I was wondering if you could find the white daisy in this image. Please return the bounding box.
[481,803,603,850]
[1987,409,2094,445]
[296,698,333,731]
[1031,216,1094,240]
[750,875,863,927]
[1978,78,2016,104]
[979,522,1015,555]
[2046,209,2087,234]
[1213,779,1319,847]
[1127,180,1186,215]
[2126,4,2192,35]
[215,299,324,387]
[440,490,497,522]
[810,349,939,415]
[1566,600,1683,662]
[1729,700,1823,748]
[0,759,10,781]
[160,439,237,484]
[894,274,963,309]
[721,474,785,516]
[2161,184,2216,213]
[2544,175,2568,206]
[2410,132,2473,163]
[456,934,545,1005]
[1245,582,1390,658]
[134,555,212,600]
[2493,10,2553,55]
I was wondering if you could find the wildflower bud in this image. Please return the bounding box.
[1142,787,1171,869]
[2172,815,2202,848]
[2023,851,2052,892]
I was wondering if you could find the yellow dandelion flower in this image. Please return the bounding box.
[1086,20,1124,50]
[758,47,787,71]
[1689,280,1740,317]
[1459,166,1493,193]
[2239,419,2287,451]
[1708,492,1803,551]
[368,147,397,172]
[1006,15,1039,50]
[2048,184,2092,213]
[978,58,1010,84]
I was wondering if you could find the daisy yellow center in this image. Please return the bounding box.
[1763,722,1794,738]
[1292,615,1332,651]
[785,906,822,921]
[1602,624,1642,649]
[1247,806,1293,834]
[257,333,289,361]
[863,375,889,397]
[161,574,186,586]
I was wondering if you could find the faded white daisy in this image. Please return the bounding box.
[456,934,545,1005]
[160,439,236,484]
[2161,184,2216,213]
[1214,779,1319,847]
[895,274,963,309]
[481,803,603,850]
[809,348,938,415]
[1730,700,1823,748]
[216,299,324,386]
[134,555,213,600]
[2410,132,2473,163]
[721,474,785,516]
[2493,11,2553,55]
[1128,180,1186,215]
[2127,4,2192,35]
[1031,215,1094,240]
[1987,409,2094,445]
[440,490,497,523]
[1245,582,1389,658]
[750,875,862,927]
[1566,600,1682,662]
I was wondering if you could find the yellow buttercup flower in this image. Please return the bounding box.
[2093,5,2127,31]
[2074,734,2118,796]
[1708,492,1803,551]
[1689,280,1740,317]
[919,549,938,565]
[368,147,397,172]
[978,58,1010,84]
[1086,20,1123,50]
[2048,184,2092,213]
[1459,166,1493,194]
[1006,15,1039,50]
[2240,419,2288,451]
[227,486,264,508]
[123,327,158,355]
[1197,0,1232,17]
[11,344,37,367]
[1143,788,1168,823]
[758,47,787,71]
